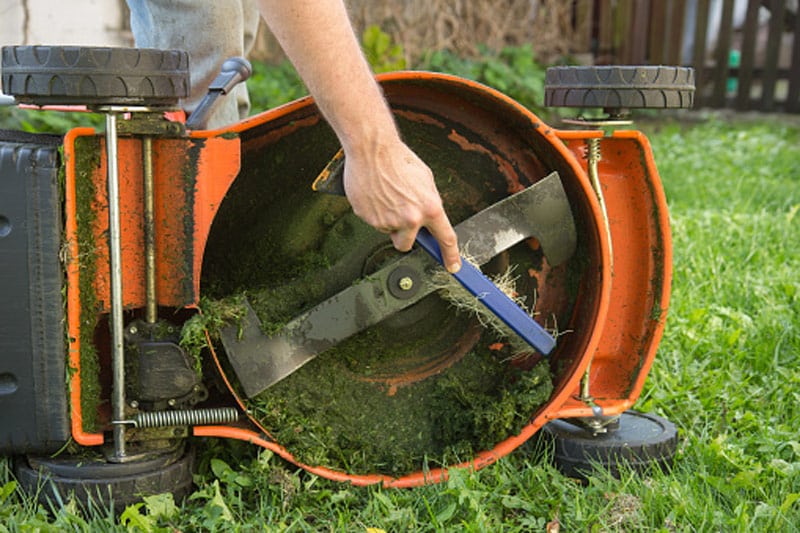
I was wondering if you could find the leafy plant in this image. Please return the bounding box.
[417,44,549,116]
[245,59,308,115]
[362,25,407,73]
[244,36,550,119]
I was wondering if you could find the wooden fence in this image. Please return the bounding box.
[114,0,798,113]
[572,0,799,113]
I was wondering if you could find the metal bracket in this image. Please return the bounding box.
[115,112,186,137]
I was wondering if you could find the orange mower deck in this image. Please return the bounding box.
[63,72,670,486]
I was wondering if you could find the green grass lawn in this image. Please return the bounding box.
[1,113,798,531]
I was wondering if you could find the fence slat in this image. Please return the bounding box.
[649,1,669,64]
[614,1,634,63]
[761,0,787,111]
[597,0,615,64]
[735,0,761,110]
[668,0,688,65]
[788,1,800,112]
[629,0,650,64]
[573,0,595,55]
[711,0,736,107]
[692,0,711,105]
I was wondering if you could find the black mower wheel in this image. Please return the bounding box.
[541,410,678,480]
[1,45,189,107]
[14,445,195,513]
[544,66,695,109]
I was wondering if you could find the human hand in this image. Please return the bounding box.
[342,140,462,273]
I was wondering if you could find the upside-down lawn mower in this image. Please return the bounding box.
[0,45,693,509]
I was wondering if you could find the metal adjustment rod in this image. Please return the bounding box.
[185,56,252,130]
[104,111,128,460]
[142,135,157,325]
[103,106,181,461]
[101,58,250,457]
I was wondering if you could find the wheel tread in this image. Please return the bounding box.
[544,65,695,109]
[541,411,678,480]
[2,45,189,106]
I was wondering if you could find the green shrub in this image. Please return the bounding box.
[362,25,407,73]
[246,29,551,118]
[417,44,549,116]
[245,59,308,115]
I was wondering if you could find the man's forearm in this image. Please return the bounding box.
[256,0,461,272]
[257,0,400,153]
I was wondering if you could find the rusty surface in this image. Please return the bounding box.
[554,129,671,416]
[70,133,240,311]
[64,127,240,444]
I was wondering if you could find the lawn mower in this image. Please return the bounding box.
[0,45,694,509]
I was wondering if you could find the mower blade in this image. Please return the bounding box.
[222,171,575,398]
[222,249,438,398]
[452,171,576,266]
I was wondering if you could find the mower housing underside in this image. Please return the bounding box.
[0,72,671,487]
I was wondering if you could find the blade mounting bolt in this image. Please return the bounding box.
[387,265,420,299]
[398,276,414,291]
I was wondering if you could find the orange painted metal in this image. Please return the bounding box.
[80,135,240,311]
[550,129,672,419]
[63,71,670,488]
[64,127,105,446]
[64,125,240,441]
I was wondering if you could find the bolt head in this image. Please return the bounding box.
[398,276,414,291]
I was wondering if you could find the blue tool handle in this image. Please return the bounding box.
[415,228,556,355]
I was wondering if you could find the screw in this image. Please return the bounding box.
[128,325,138,335]
[129,400,139,409]
[398,276,414,291]
[167,399,176,407]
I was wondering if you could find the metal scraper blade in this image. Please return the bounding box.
[415,228,556,354]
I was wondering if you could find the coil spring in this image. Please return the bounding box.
[134,407,239,428]
[585,137,602,163]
